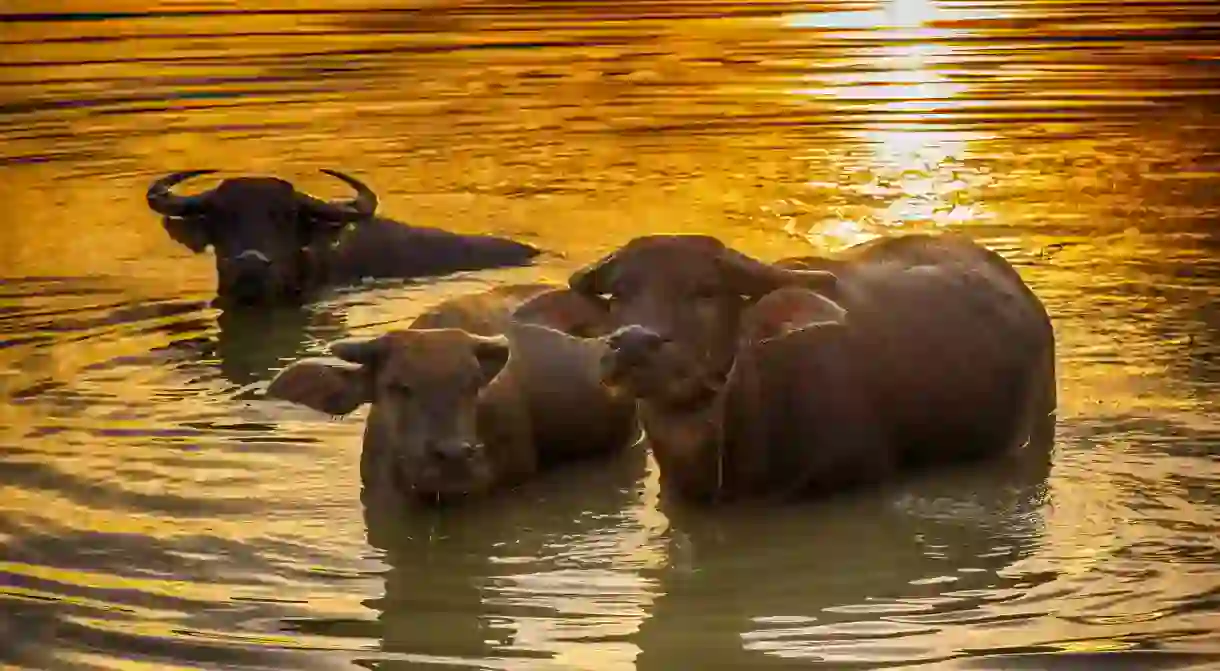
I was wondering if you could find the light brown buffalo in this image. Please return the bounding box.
[572,233,1057,504]
[264,284,638,503]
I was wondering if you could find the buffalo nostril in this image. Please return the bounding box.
[428,441,477,463]
[235,250,271,265]
[229,250,273,290]
[608,325,667,358]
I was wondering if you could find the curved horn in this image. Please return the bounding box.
[146,170,217,217]
[298,169,378,224]
[716,247,840,297]
[569,249,620,297]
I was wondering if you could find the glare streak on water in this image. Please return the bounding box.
[1,0,1219,669]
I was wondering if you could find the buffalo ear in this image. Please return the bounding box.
[511,288,614,338]
[758,319,848,351]
[717,247,840,298]
[470,334,511,385]
[568,250,620,299]
[298,212,352,248]
[331,336,388,367]
[162,216,210,253]
[265,358,369,416]
[742,286,849,346]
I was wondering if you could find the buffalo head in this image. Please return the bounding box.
[266,329,512,501]
[570,235,839,402]
[146,169,378,306]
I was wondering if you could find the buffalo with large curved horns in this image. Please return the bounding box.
[146,170,542,306]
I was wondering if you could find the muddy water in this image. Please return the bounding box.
[2,1,1219,669]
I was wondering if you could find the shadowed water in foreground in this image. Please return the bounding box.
[1,1,1218,669]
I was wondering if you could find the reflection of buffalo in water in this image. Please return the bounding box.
[284,445,651,669]
[96,300,352,390]
[631,440,1056,670]
[207,305,350,389]
[146,169,542,307]
[299,419,1058,671]
[15,297,356,402]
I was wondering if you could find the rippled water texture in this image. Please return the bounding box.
[2,1,1219,669]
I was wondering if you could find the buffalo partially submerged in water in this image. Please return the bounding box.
[567,233,1057,504]
[264,284,638,504]
[146,170,542,306]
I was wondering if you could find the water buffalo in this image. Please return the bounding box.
[263,284,638,503]
[146,170,542,306]
[570,233,1057,504]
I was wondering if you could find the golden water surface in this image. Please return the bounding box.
[1,1,1219,669]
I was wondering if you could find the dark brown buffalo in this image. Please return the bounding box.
[146,170,542,306]
[570,233,1057,504]
[263,284,638,504]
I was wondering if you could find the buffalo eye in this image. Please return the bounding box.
[386,381,413,397]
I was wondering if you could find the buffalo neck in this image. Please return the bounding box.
[637,395,728,504]
[636,349,771,504]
